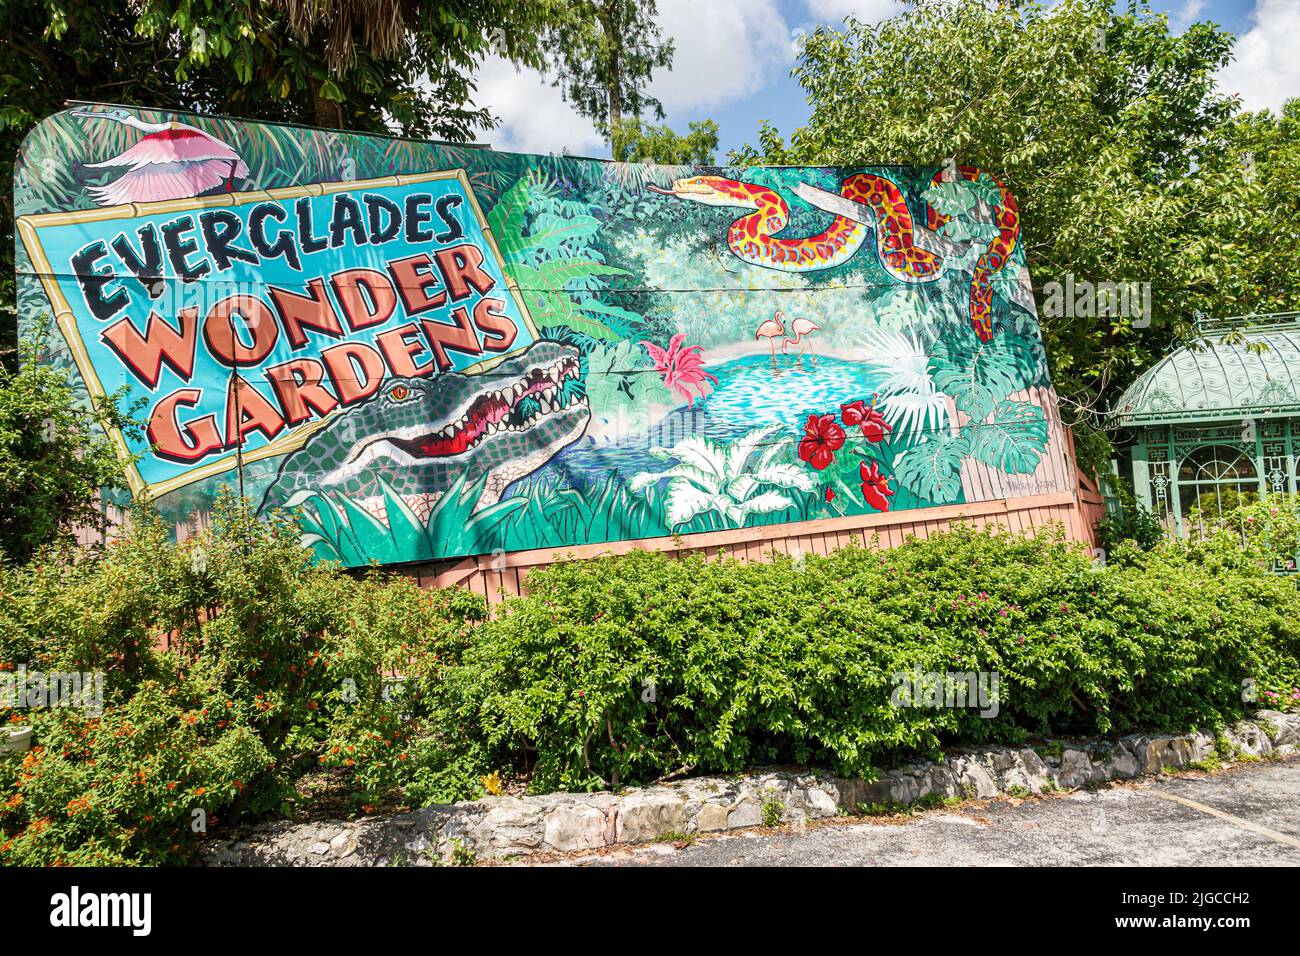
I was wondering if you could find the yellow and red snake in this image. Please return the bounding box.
[650,166,1018,342]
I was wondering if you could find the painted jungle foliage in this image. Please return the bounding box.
[14,106,1069,566]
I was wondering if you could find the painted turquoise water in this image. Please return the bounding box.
[529,353,888,490]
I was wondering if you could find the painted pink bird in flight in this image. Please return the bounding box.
[73,107,248,207]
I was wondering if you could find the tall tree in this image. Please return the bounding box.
[544,0,674,160]
[729,0,1274,472]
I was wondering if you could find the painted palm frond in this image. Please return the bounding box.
[929,329,1042,423]
[632,426,810,531]
[605,161,694,191]
[487,173,642,341]
[854,328,948,440]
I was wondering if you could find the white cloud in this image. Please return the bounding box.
[1217,0,1300,114]
[648,0,792,114]
[805,0,903,24]
[466,0,795,154]
[472,57,604,157]
[1170,0,1206,33]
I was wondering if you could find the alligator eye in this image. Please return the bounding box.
[389,385,410,401]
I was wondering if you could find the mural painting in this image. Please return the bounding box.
[14,106,1069,566]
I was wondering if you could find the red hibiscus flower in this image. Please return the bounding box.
[860,460,895,512]
[798,414,845,470]
[841,399,891,443]
[840,400,868,424]
[824,486,835,503]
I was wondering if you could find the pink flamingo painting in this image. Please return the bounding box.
[72,107,248,207]
[755,312,786,361]
[781,315,821,357]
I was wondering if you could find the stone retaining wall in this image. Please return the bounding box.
[204,710,1300,866]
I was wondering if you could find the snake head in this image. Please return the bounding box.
[648,175,755,208]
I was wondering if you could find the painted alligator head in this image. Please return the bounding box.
[258,340,589,520]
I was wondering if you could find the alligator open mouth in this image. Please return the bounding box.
[384,354,584,460]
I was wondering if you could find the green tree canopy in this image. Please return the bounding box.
[543,0,674,160]
[0,332,136,563]
[614,118,718,164]
[730,0,1297,471]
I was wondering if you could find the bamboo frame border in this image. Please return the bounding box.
[17,169,541,499]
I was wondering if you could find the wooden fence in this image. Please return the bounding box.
[405,426,1106,605]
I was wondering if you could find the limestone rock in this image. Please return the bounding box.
[1229,721,1273,758]
[726,798,764,829]
[696,803,730,832]
[476,798,545,851]
[544,804,608,853]
[616,793,687,844]
[1056,749,1094,789]
[1106,743,1140,779]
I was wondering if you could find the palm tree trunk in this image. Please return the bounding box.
[308,76,344,129]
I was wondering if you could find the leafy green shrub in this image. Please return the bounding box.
[1095,484,1165,552]
[5,505,1298,865]
[1198,493,1300,571]
[0,493,484,865]
[0,328,141,564]
[429,525,1300,794]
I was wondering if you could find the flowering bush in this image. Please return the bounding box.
[0,494,483,866]
[4,498,1298,864]
[1203,493,1300,571]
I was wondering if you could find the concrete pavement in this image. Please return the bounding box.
[527,755,1300,867]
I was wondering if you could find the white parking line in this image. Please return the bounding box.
[1146,788,1300,851]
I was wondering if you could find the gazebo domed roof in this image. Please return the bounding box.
[1112,314,1300,426]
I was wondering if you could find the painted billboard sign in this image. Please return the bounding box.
[15,105,1070,566]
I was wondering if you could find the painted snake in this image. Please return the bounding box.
[650,166,1019,342]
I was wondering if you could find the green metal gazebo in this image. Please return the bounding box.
[1112,313,1300,537]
